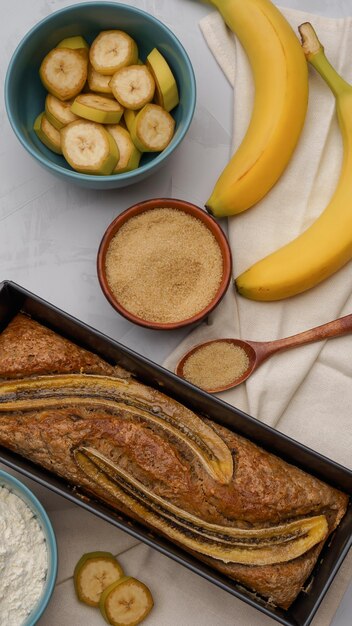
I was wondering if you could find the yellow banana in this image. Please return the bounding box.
[205,0,308,217]
[235,23,352,301]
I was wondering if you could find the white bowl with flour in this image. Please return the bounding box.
[0,468,57,625]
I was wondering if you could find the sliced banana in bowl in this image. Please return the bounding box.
[34,112,62,154]
[106,125,141,173]
[147,48,179,112]
[61,120,119,175]
[87,65,113,95]
[130,103,176,152]
[124,109,137,136]
[57,36,89,53]
[34,35,178,176]
[39,47,88,101]
[45,94,78,130]
[109,65,155,110]
[7,1,196,186]
[90,30,138,75]
[71,93,124,124]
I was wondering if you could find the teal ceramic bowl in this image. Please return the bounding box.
[5,2,196,189]
[0,469,58,625]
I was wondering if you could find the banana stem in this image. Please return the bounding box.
[299,22,351,98]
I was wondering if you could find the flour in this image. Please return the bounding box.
[0,485,48,626]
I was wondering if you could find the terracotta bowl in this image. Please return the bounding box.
[97,198,232,330]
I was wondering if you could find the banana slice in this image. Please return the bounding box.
[40,47,88,101]
[99,576,153,626]
[34,112,62,154]
[74,552,124,607]
[130,103,175,152]
[45,94,78,130]
[88,64,113,94]
[61,120,119,175]
[109,65,155,110]
[90,30,138,75]
[71,93,124,124]
[106,125,141,173]
[146,48,179,112]
[123,109,137,135]
[57,36,89,56]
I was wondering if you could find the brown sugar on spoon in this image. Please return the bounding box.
[182,341,249,390]
[104,208,223,324]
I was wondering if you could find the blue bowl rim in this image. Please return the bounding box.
[0,468,58,626]
[4,0,196,183]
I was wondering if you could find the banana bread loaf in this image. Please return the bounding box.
[0,313,348,609]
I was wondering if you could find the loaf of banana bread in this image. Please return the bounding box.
[0,313,348,609]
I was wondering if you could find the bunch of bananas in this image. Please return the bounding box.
[206,0,352,301]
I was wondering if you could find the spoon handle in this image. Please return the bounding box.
[255,313,352,361]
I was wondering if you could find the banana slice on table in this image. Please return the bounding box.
[74,551,124,607]
[71,93,124,124]
[90,30,138,75]
[45,94,78,129]
[88,64,113,94]
[106,125,141,173]
[146,48,179,112]
[99,576,153,626]
[109,65,155,110]
[34,112,62,154]
[128,103,175,152]
[40,47,88,101]
[61,120,119,175]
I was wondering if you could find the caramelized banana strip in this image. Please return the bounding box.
[2,393,227,484]
[74,447,328,566]
[81,446,326,545]
[0,374,233,484]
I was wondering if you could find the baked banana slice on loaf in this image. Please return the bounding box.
[0,314,348,609]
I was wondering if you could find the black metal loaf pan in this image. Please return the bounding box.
[0,280,351,626]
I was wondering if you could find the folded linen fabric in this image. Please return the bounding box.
[164,6,352,625]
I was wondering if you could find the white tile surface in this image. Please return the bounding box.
[0,0,351,624]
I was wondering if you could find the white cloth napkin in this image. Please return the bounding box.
[164,6,352,625]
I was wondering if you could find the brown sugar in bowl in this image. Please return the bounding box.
[97,198,232,330]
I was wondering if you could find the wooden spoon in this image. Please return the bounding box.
[176,313,352,393]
